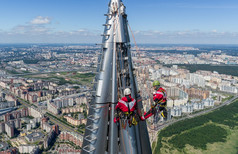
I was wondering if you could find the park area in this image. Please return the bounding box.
[152,99,238,154]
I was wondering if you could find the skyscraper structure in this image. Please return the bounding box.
[82,0,151,154]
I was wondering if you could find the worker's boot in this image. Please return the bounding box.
[161,109,167,121]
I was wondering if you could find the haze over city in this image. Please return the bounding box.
[0,0,238,44]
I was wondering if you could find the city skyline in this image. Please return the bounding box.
[0,0,238,44]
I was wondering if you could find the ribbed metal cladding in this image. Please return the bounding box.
[82,0,152,153]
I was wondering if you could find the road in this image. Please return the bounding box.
[18,99,31,108]
[13,67,95,76]
[148,95,238,143]
[46,112,83,137]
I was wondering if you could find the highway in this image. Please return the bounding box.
[0,107,17,116]
[46,112,83,137]
[13,67,95,76]
[148,95,238,143]
[18,99,31,108]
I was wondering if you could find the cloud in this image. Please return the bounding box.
[30,16,51,25]
[1,28,236,44]
[1,16,53,36]
[11,25,51,34]
[212,30,217,33]
[0,27,101,44]
[0,17,237,45]
[130,30,238,44]
[1,29,238,44]
[0,14,102,44]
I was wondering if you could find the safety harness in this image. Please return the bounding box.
[116,96,139,128]
[152,88,167,109]
[144,88,167,120]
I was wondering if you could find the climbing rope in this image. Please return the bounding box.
[128,22,159,142]
[128,23,153,107]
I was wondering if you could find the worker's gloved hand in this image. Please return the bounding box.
[140,116,145,121]
[114,117,119,123]
[144,111,147,116]
[116,121,119,126]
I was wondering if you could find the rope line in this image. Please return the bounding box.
[128,22,157,142]
[128,23,153,107]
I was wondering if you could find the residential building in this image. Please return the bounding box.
[185,88,209,100]
[5,122,14,138]
[61,106,83,114]
[170,107,182,117]
[64,116,81,126]
[0,101,16,109]
[41,122,52,133]
[192,102,205,110]
[18,145,39,154]
[220,85,238,93]
[28,106,43,118]
[203,98,215,107]
[58,148,81,154]
[0,147,18,154]
[187,73,205,88]
[44,130,55,149]
[166,87,188,107]
[181,103,193,113]
[3,108,28,122]
[60,131,83,147]
[0,122,5,133]
[52,125,59,135]
[47,101,59,115]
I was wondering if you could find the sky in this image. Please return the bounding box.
[0,0,238,44]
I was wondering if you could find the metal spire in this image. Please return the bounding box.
[82,1,152,153]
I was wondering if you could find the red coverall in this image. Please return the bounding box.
[114,95,136,123]
[144,87,167,119]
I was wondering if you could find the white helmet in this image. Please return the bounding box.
[124,88,131,96]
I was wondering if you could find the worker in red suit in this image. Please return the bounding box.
[114,88,144,126]
[144,80,167,120]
